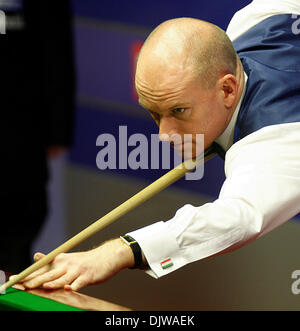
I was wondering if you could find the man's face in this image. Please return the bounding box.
[135,65,229,159]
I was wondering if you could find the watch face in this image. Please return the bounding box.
[121,235,135,246]
[121,236,142,269]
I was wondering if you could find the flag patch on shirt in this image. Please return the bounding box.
[160,258,173,269]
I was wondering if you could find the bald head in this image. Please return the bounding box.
[136,17,237,89]
[135,18,244,156]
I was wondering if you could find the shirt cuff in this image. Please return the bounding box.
[127,221,186,278]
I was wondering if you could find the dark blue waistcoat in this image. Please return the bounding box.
[232,14,300,143]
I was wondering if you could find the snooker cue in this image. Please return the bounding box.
[0,147,216,293]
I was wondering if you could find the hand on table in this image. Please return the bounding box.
[10,239,135,292]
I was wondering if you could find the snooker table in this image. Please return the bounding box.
[0,271,131,311]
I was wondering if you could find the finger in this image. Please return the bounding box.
[34,252,45,262]
[68,276,89,292]
[18,264,51,283]
[9,275,25,289]
[12,283,25,291]
[9,275,26,290]
[9,275,18,282]
[64,284,72,291]
[17,253,49,283]
[9,272,46,287]
[22,268,66,289]
[42,272,78,290]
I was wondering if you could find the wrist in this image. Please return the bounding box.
[115,238,136,269]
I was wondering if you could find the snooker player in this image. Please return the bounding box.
[12,0,300,291]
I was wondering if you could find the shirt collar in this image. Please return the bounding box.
[215,71,248,152]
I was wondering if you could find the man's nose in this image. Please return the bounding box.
[158,117,177,141]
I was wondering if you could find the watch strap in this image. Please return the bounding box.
[120,235,143,269]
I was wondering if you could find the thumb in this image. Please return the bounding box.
[34,252,45,262]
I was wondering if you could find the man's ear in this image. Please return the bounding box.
[220,74,238,109]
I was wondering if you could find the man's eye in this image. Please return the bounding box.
[173,108,185,114]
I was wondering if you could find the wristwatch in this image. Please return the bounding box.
[120,235,143,269]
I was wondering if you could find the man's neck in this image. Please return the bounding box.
[227,57,245,125]
[215,58,248,152]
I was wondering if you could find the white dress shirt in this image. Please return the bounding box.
[127,0,300,278]
[226,0,300,41]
